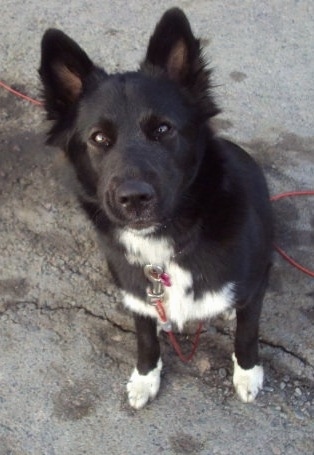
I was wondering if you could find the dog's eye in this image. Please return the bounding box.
[153,123,172,141]
[90,131,111,148]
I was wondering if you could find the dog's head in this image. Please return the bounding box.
[40,8,219,232]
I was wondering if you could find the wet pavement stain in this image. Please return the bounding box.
[52,380,100,421]
[169,432,204,454]
[229,70,248,82]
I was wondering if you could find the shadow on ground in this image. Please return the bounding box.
[0,89,313,454]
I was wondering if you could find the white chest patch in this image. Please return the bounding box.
[118,229,235,330]
[118,229,175,265]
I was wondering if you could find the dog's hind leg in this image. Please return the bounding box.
[127,314,162,409]
[232,271,270,402]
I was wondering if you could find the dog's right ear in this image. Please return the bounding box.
[142,8,219,119]
[39,29,95,119]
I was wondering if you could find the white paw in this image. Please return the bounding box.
[232,353,263,403]
[127,359,162,409]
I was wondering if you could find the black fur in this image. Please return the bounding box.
[40,8,273,405]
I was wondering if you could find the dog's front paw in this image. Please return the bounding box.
[127,359,162,409]
[232,353,263,403]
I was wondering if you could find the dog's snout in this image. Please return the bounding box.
[116,180,156,209]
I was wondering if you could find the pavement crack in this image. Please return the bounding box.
[33,300,134,334]
[0,300,38,315]
[1,299,135,335]
[260,338,311,367]
[211,323,312,369]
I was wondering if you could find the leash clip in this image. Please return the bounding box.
[144,264,165,304]
[144,264,172,331]
[143,265,202,359]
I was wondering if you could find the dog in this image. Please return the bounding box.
[39,8,273,409]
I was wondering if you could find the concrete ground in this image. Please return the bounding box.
[0,1,313,454]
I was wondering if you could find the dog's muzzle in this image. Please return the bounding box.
[106,179,158,229]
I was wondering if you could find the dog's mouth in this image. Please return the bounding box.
[125,218,161,232]
[103,199,161,232]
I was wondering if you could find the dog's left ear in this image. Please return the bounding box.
[142,8,219,117]
[39,29,97,120]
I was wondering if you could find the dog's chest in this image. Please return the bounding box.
[117,230,235,329]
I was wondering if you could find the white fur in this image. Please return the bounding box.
[118,229,174,265]
[119,230,235,330]
[123,282,234,331]
[221,308,236,321]
[127,358,162,409]
[123,292,157,319]
[123,263,235,331]
[164,263,234,330]
[232,353,264,402]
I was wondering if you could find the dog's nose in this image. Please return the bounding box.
[116,180,156,210]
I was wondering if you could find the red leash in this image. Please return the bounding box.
[155,299,203,363]
[0,80,43,106]
[145,265,203,362]
[270,191,314,278]
[168,325,203,363]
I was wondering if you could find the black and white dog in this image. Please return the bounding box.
[40,8,273,409]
